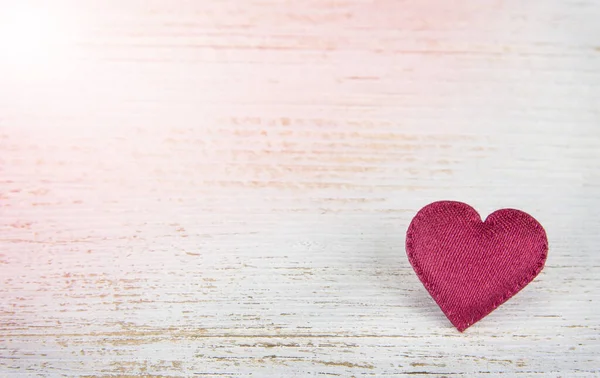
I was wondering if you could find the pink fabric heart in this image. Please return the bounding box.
[406,201,548,332]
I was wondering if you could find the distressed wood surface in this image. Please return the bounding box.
[1,0,600,376]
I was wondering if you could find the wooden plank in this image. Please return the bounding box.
[1,0,599,376]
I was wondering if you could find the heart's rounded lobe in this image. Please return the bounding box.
[406,201,548,331]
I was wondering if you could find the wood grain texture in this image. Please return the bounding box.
[1,0,599,376]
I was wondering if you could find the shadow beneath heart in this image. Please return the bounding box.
[346,211,450,330]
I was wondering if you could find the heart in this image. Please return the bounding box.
[406,201,548,331]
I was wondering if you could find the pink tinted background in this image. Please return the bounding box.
[1,0,599,376]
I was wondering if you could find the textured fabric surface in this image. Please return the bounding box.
[406,201,548,332]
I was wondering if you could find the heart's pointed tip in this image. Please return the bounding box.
[447,314,474,332]
[446,315,469,332]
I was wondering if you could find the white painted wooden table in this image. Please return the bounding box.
[1,1,599,376]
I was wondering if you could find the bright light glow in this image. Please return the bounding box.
[0,3,73,69]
